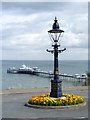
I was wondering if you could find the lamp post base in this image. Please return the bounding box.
[50,79,62,98]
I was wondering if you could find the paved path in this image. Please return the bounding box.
[2,87,88,119]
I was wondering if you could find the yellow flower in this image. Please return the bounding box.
[40,94,46,97]
[43,102,46,104]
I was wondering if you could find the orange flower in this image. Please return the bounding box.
[37,99,40,103]
[66,99,68,102]
[32,96,35,98]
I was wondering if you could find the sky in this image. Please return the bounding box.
[2,2,88,60]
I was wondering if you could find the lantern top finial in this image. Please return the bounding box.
[53,17,59,30]
[48,17,64,33]
[54,16,57,22]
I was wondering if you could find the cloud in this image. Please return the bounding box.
[2,2,88,60]
[2,2,72,15]
[2,14,38,25]
[59,48,88,60]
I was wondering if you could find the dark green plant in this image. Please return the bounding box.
[87,73,90,77]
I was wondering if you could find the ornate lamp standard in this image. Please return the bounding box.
[47,17,66,98]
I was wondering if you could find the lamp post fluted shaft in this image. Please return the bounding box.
[54,44,59,81]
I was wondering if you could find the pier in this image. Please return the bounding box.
[34,71,87,82]
[7,67,87,82]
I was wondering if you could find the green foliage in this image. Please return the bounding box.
[86,72,90,77]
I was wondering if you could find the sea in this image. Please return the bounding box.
[1,60,88,90]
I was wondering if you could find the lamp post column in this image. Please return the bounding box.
[54,44,59,81]
[50,43,62,98]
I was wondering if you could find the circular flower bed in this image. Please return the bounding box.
[28,93,84,106]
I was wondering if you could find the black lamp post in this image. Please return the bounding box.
[47,17,66,98]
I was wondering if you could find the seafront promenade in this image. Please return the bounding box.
[1,86,88,119]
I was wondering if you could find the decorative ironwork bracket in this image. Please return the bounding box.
[46,49,54,54]
[58,48,66,53]
[46,48,66,54]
